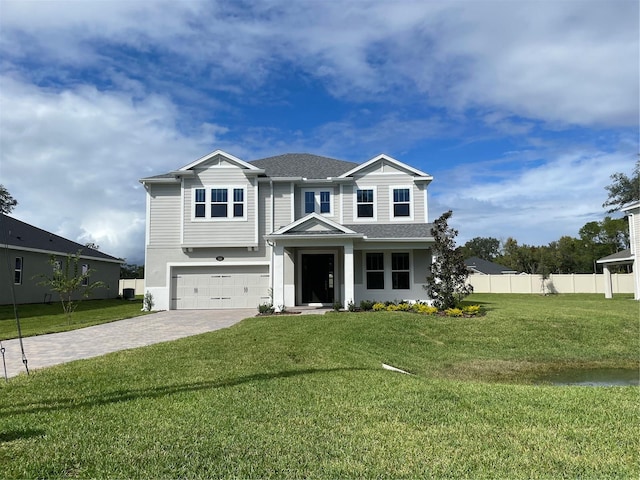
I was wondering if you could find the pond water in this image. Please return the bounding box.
[535,368,639,387]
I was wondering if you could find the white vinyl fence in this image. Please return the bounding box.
[118,278,145,296]
[468,273,634,295]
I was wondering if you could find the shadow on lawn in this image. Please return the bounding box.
[0,428,46,443]
[1,367,372,416]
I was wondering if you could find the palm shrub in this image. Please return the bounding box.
[424,210,473,309]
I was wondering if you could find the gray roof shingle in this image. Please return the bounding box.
[464,256,515,274]
[250,153,359,179]
[344,223,434,239]
[1,214,122,262]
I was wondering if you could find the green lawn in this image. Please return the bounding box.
[0,294,638,478]
[0,298,149,340]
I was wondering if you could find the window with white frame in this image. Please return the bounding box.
[392,188,411,218]
[302,189,332,215]
[366,252,384,289]
[391,253,410,289]
[14,257,23,285]
[356,189,374,218]
[193,187,247,220]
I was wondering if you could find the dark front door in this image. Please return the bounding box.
[301,254,334,304]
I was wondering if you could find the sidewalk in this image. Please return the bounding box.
[1,309,255,379]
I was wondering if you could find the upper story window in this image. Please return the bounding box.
[193,187,247,220]
[14,257,23,285]
[391,187,411,218]
[302,189,333,216]
[356,189,375,218]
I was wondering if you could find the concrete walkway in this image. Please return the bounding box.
[1,309,256,379]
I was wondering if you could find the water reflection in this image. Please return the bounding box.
[535,368,639,386]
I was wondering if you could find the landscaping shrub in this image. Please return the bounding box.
[359,300,375,311]
[462,305,481,316]
[413,303,438,315]
[444,307,463,317]
[258,303,275,315]
[332,301,343,311]
[372,302,386,311]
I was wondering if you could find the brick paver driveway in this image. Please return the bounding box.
[1,309,255,379]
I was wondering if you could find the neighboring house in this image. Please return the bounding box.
[597,200,640,300]
[0,214,123,305]
[140,150,435,310]
[465,257,518,275]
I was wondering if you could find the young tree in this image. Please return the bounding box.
[424,210,473,309]
[37,250,105,324]
[602,159,639,212]
[0,184,18,214]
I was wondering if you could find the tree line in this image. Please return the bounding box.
[461,160,639,274]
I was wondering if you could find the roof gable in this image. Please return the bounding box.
[270,213,359,236]
[179,150,263,173]
[339,154,432,179]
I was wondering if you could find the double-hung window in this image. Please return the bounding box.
[14,257,23,285]
[366,252,384,289]
[302,189,332,215]
[391,253,410,289]
[211,188,228,218]
[392,188,411,218]
[356,189,374,218]
[193,187,246,220]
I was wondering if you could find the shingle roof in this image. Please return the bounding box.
[250,153,359,179]
[596,248,633,264]
[0,214,122,262]
[464,256,515,274]
[344,223,434,239]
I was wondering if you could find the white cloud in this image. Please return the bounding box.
[0,74,218,263]
[1,0,636,128]
[433,149,636,246]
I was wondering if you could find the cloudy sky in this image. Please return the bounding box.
[1,0,638,264]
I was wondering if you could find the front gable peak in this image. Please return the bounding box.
[339,153,432,180]
[179,150,264,173]
[268,213,361,238]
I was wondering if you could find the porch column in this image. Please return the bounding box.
[602,264,613,299]
[344,242,354,308]
[273,244,285,311]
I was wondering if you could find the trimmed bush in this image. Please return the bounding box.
[372,302,386,311]
[462,305,481,316]
[413,303,438,315]
[444,307,463,317]
[359,300,375,311]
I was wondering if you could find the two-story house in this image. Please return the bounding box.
[140,150,435,311]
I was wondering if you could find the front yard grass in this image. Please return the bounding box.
[0,298,149,340]
[0,293,638,478]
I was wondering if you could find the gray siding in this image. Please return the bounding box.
[346,173,426,223]
[0,250,120,305]
[273,183,293,231]
[148,183,181,246]
[182,168,258,246]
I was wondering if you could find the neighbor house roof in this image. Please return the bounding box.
[0,214,123,263]
[596,248,633,265]
[250,153,359,179]
[465,256,517,275]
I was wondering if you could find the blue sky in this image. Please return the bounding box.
[1,0,638,264]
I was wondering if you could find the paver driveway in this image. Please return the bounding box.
[1,309,255,379]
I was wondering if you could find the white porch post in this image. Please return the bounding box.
[273,244,285,311]
[344,242,354,308]
[602,264,613,299]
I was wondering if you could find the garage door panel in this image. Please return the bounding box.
[172,266,269,309]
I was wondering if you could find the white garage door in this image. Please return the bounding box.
[171,265,270,309]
